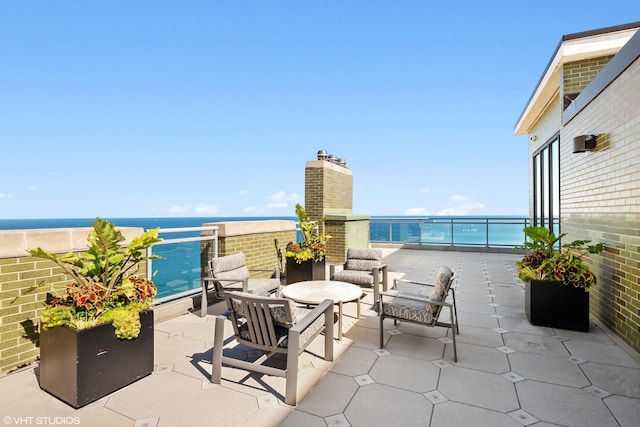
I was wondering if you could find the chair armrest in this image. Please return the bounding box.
[392,278,435,290]
[209,277,245,284]
[329,263,344,277]
[290,299,334,333]
[380,290,452,308]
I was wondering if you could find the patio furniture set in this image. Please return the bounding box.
[202,249,459,405]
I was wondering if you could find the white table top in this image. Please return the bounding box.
[281,280,362,305]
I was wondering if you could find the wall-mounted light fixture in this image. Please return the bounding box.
[573,135,597,153]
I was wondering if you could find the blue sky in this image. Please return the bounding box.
[1,1,639,219]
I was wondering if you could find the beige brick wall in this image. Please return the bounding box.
[203,220,296,277]
[325,218,370,264]
[0,222,297,374]
[304,159,356,261]
[305,160,353,219]
[325,220,346,264]
[562,55,614,96]
[0,256,59,373]
[560,57,640,352]
[0,227,147,374]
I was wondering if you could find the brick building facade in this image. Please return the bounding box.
[515,23,640,352]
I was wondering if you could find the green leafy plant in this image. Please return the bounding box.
[516,226,604,291]
[285,204,331,263]
[28,217,162,338]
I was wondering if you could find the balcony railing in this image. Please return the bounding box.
[369,217,530,248]
[147,226,218,303]
[146,217,529,302]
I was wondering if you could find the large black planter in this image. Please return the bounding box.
[39,310,154,408]
[525,280,589,332]
[285,258,326,285]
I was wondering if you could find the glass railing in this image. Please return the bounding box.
[148,217,530,302]
[369,217,530,248]
[147,226,218,303]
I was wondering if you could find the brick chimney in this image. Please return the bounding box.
[305,150,370,263]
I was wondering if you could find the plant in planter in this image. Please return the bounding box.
[285,204,331,283]
[28,217,162,339]
[27,217,162,408]
[516,226,604,331]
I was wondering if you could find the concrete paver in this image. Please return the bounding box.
[1,248,639,427]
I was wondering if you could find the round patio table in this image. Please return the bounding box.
[281,280,362,340]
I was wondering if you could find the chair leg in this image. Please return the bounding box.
[451,289,460,334]
[373,283,380,311]
[450,310,457,362]
[324,309,334,362]
[379,314,385,348]
[211,316,225,383]
[285,331,301,406]
[201,281,209,318]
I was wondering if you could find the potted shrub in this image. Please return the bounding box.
[516,226,603,331]
[285,204,331,284]
[27,217,162,408]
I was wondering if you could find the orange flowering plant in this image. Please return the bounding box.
[28,218,162,339]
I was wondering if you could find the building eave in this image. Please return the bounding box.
[514,22,640,136]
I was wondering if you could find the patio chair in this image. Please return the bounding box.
[330,248,388,306]
[201,252,280,317]
[379,266,459,361]
[211,291,334,406]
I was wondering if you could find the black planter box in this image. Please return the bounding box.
[285,258,326,285]
[39,310,154,408]
[525,280,589,332]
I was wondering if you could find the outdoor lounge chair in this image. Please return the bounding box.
[330,248,388,305]
[379,266,459,361]
[201,252,280,317]
[211,291,334,406]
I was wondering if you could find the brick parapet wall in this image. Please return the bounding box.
[0,221,297,374]
[203,220,296,277]
[0,227,146,374]
[325,221,346,264]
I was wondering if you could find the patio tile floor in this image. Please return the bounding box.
[1,248,639,426]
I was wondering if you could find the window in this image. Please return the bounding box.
[533,135,560,233]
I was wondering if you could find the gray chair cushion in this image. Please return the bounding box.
[270,301,312,328]
[427,266,453,316]
[221,278,279,295]
[333,270,374,286]
[211,253,250,282]
[230,296,312,329]
[381,291,436,324]
[344,248,382,272]
[237,314,325,350]
[210,253,279,295]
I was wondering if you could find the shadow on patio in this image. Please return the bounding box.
[1,248,639,427]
